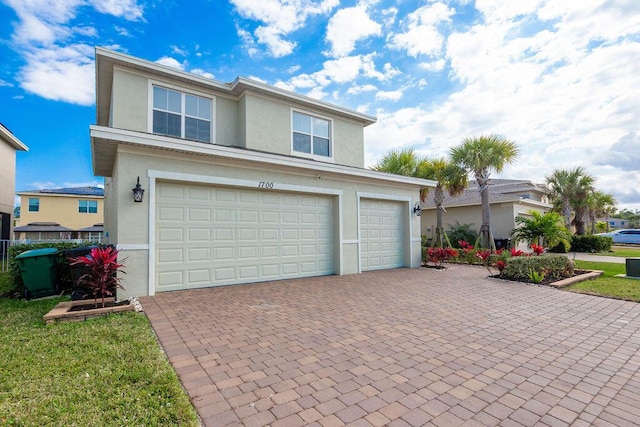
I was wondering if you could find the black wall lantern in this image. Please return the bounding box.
[132,176,145,203]
[413,201,422,216]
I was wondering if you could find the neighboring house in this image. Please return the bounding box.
[90,48,434,298]
[14,187,104,241]
[421,179,552,246]
[0,123,28,243]
[601,217,629,229]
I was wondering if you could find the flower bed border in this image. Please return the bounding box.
[44,298,135,324]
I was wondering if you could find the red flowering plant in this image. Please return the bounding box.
[530,244,545,256]
[510,248,524,257]
[426,247,459,267]
[70,246,126,308]
[458,240,477,264]
[494,260,507,276]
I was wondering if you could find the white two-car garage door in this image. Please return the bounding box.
[155,181,335,292]
[360,198,406,271]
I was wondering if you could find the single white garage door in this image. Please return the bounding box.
[360,198,405,271]
[155,181,335,292]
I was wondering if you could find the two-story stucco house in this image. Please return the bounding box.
[0,123,28,243]
[90,48,434,298]
[14,187,104,241]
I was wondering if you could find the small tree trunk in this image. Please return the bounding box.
[477,172,492,249]
[434,185,445,248]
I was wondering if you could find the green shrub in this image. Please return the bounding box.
[6,242,91,298]
[571,235,612,253]
[447,222,478,248]
[503,254,569,281]
[548,239,570,253]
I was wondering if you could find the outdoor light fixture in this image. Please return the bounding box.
[413,201,422,216]
[132,176,144,203]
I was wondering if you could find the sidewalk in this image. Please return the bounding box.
[563,251,627,264]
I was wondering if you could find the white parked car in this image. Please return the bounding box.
[596,229,640,244]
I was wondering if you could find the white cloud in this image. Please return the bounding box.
[191,68,215,79]
[375,90,403,101]
[230,0,339,57]
[388,2,455,58]
[325,6,382,57]
[20,44,95,105]
[4,0,145,105]
[155,56,185,70]
[347,84,377,95]
[0,79,14,87]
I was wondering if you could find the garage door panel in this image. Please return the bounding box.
[360,198,405,271]
[156,182,334,291]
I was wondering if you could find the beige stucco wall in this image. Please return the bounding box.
[0,141,16,219]
[108,69,365,168]
[18,194,104,230]
[109,145,423,298]
[421,202,550,243]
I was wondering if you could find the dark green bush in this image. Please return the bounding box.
[503,254,570,281]
[6,242,90,298]
[548,239,571,253]
[447,222,478,248]
[570,235,612,253]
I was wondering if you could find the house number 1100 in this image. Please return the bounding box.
[258,181,274,189]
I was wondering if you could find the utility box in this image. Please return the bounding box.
[626,258,640,278]
[15,248,60,299]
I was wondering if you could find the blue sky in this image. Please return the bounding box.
[1,0,639,211]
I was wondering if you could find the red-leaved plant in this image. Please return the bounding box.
[70,246,125,308]
[427,247,459,267]
[495,260,507,276]
[510,248,524,257]
[530,244,545,255]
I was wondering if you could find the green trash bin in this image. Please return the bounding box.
[15,248,60,300]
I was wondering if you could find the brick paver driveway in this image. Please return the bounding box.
[141,265,640,426]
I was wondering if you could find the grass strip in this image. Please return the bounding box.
[0,297,199,427]
[565,260,640,302]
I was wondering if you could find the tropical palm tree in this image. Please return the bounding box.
[587,191,616,234]
[511,210,571,248]
[450,134,519,249]
[545,167,595,235]
[415,158,467,247]
[372,147,421,176]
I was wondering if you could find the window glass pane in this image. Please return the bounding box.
[197,119,211,142]
[89,201,98,214]
[198,97,211,119]
[167,112,181,137]
[79,200,87,213]
[293,132,311,153]
[153,111,181,137]
[153,87,167,109]
[167,89,181,113]
[313,137,330,157]
[313,117,329,138]
[185,94,198,117]
[153,110,167,134]
[28,198,39,212]
[293,112,311,133]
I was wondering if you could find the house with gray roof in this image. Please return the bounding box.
[420,179,552,246]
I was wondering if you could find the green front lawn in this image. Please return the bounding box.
[597,246,640,258]
[0,297,199,426]
[565,260,640,302]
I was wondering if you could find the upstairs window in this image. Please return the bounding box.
[292,111,332,159]
[152,86,212,143]
[28,198,39,212]
[79,200,98,214]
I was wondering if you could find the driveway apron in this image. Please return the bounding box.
[141,265,640,426]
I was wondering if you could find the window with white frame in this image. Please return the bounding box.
[152,86,212,143]
[78,200,98,214]
[292,111,331,158]
[28,198,39,212]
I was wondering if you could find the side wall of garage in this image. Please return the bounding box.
[109,145,423,297]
